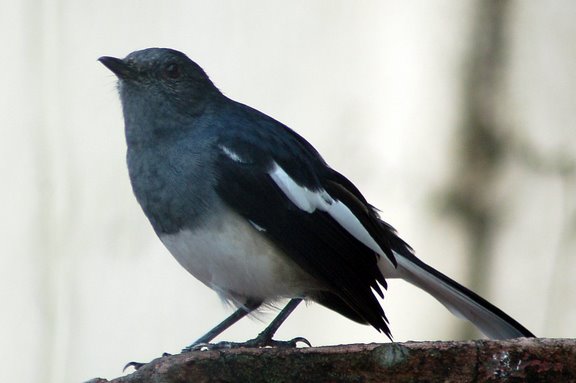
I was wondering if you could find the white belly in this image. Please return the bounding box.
[160,208,320,305]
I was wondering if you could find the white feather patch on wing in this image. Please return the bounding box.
[269,162,394,271]
[219,144,246,163]
[269,162,329,213]
[249,219,266,232]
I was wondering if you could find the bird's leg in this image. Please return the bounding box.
[125,300,262,370]
[242,298,310,348]
[182,299,262,352]
[126,299,309,370]
[189,298,310,351]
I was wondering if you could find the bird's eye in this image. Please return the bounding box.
[163,63,181,79]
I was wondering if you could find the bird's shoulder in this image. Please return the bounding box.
[206,98,329,190]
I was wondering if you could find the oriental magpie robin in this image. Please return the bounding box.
[99,48,534,354]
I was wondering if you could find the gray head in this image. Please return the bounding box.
[99,48,221,143]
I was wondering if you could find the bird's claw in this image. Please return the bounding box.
[123,361,146,372]
[183,342,211,352]
[247,336,311,349]
[182,335,311,353]
[284,336,312,348]
[123,352,172,372]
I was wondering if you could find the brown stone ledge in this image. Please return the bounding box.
[86,338,576,383]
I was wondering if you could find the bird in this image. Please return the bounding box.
[98,48,534,353]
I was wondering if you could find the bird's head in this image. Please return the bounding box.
[99,48,219,121]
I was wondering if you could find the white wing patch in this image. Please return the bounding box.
[269,162,390,263]
[249,220,267,232]
[269,162,331,213]
[219,144,246,163]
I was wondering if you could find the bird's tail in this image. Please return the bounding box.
[379,247,535,339]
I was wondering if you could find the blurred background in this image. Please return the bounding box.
[1,1,575,382]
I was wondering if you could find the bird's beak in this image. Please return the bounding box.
[98,56,134,79]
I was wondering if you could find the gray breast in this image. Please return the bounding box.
[127,137,218,235]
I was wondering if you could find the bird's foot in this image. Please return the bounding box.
[182,334,311,352]
[123,352,172,371]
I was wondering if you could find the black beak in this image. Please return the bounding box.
[98,56,134,79]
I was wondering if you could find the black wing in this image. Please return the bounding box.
[212,108,409,337]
